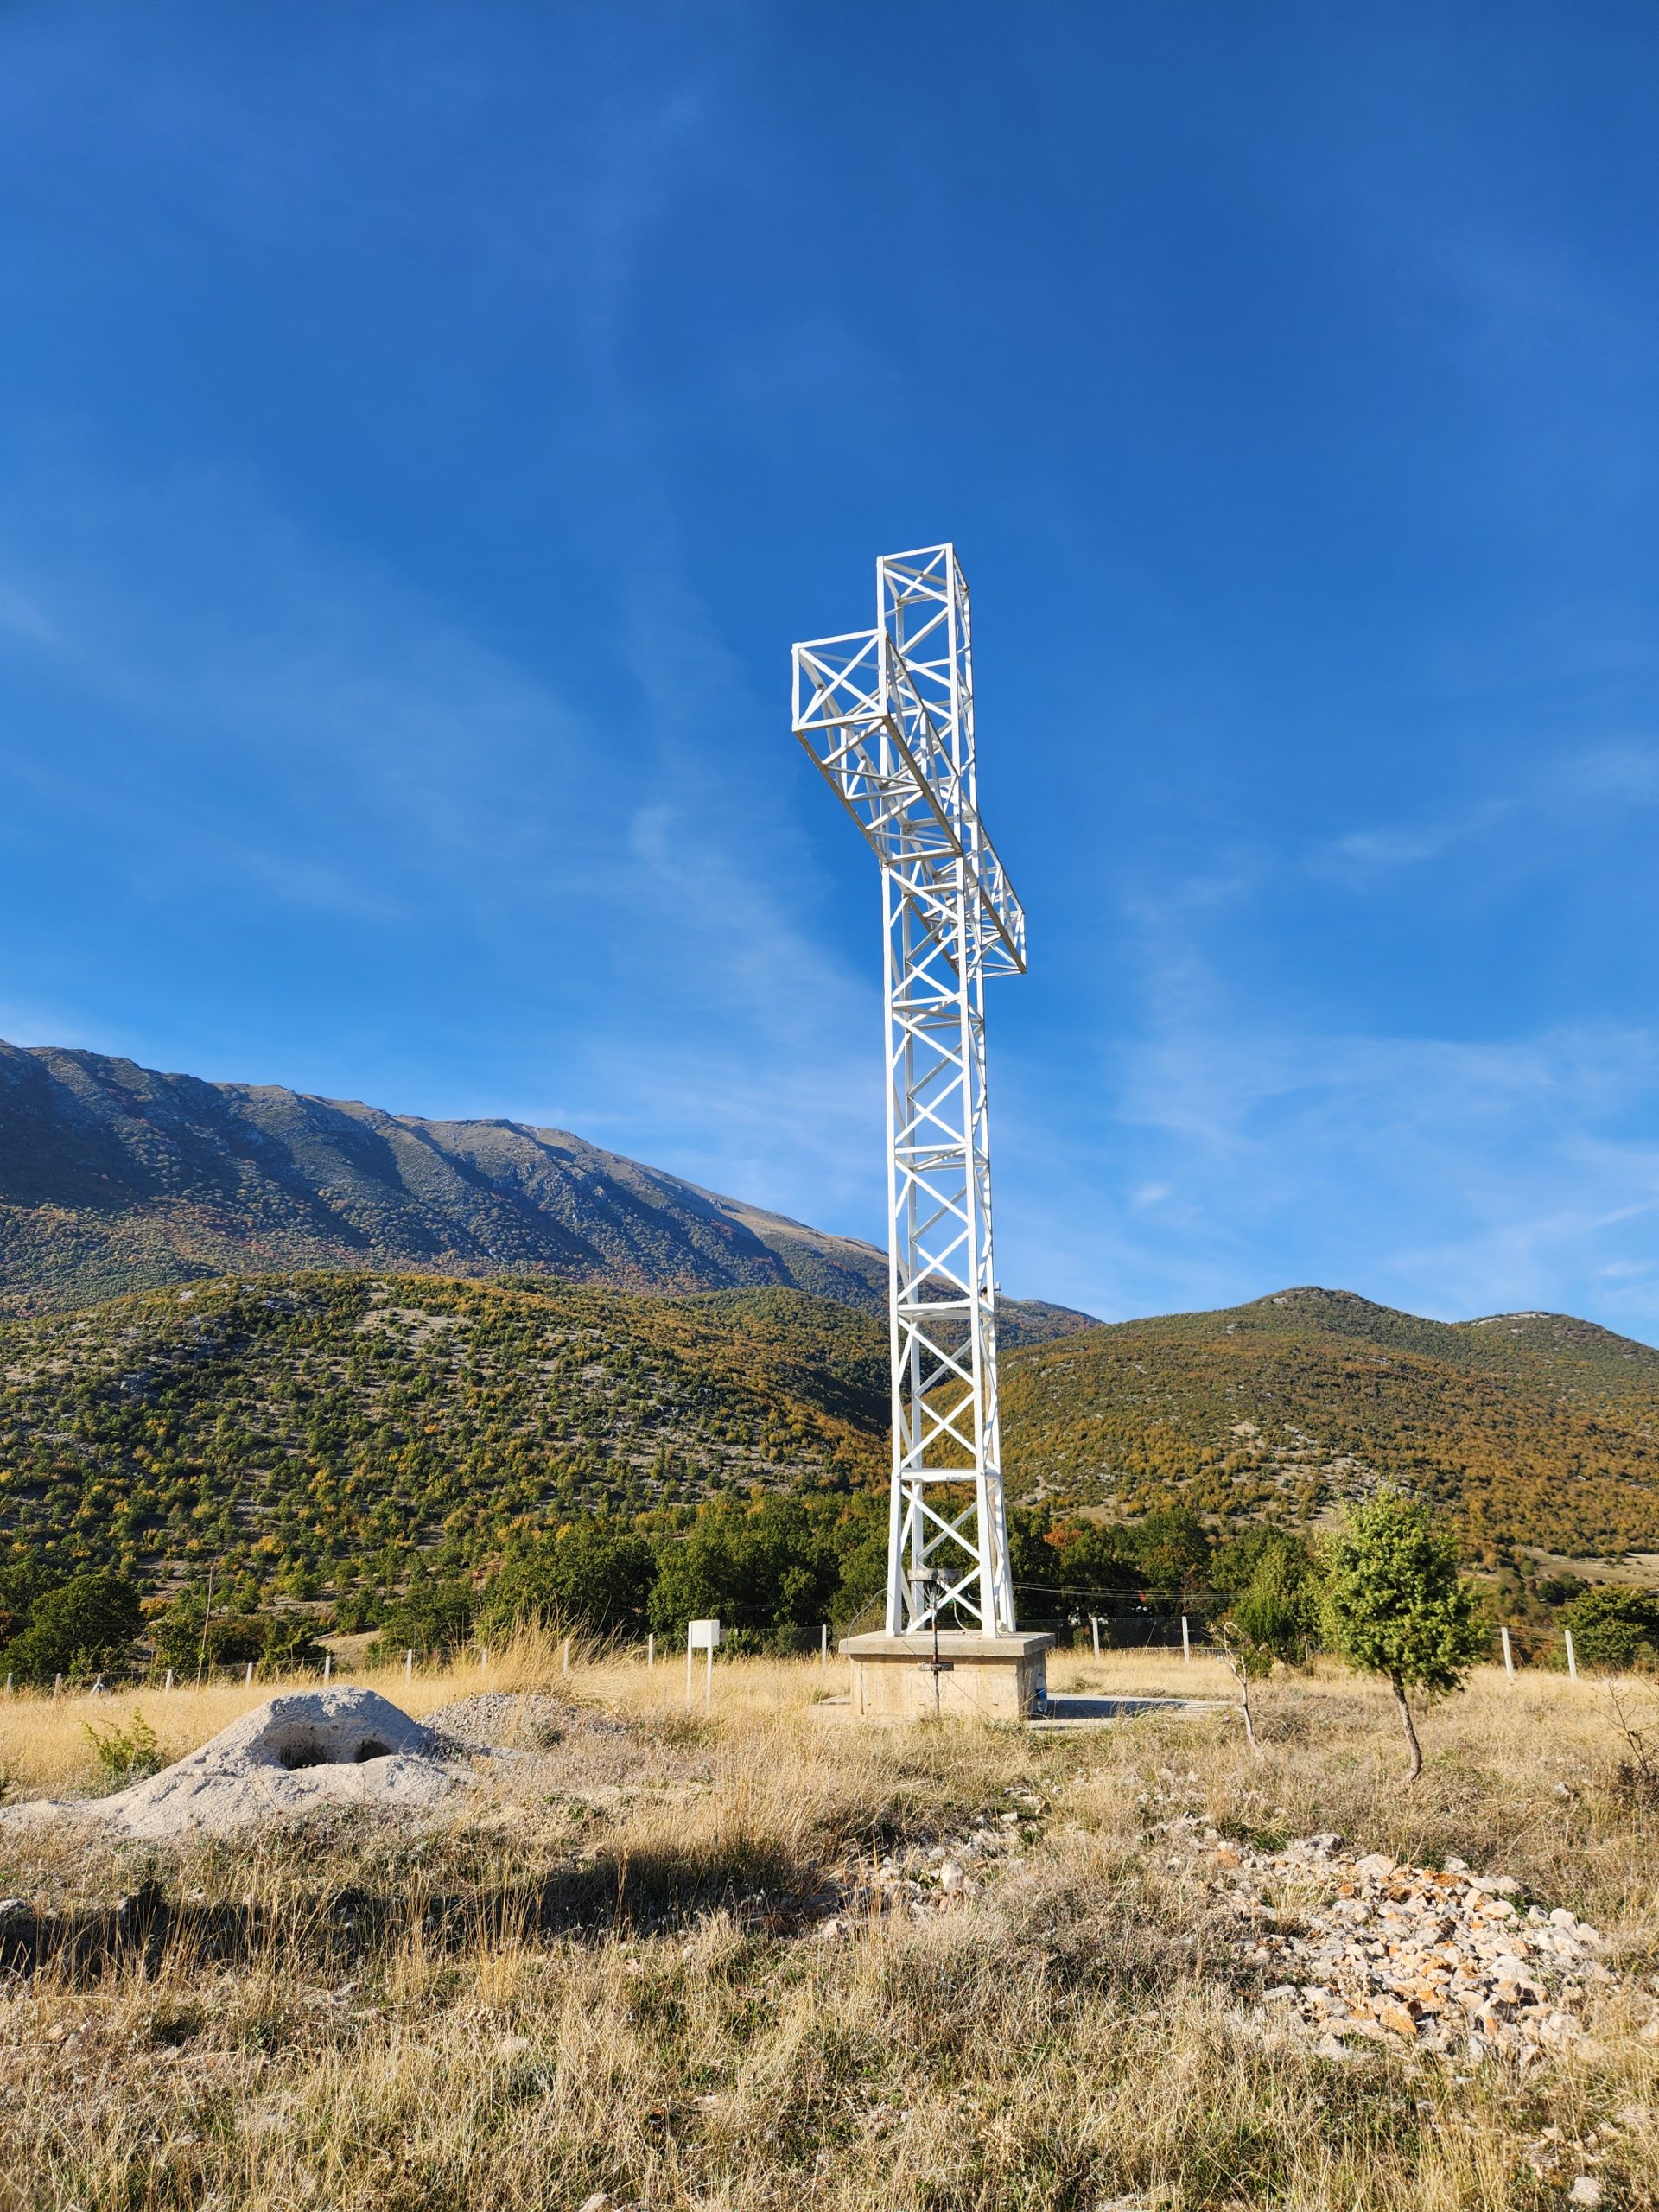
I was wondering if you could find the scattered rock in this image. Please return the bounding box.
[1152,1815,1636,2064]
[0,1689,467,1840]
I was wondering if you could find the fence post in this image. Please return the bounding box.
[1500,1625,1515,1681]
[3,1674,10,1698]
[1181,1616,1192,1666]
[562,1636,571,1677]
[1090,1615,1101,1660]
[53,1674,62,1701]
[323,1652,332,1685]
[821,1623,830,1667]
[404,1649,414,1679]
[1565,1629,1579,1681]
[646,1632,654,1669]
[480,1645,488,1671]
[245,1661,254,1688]
[163,1669,174,1693]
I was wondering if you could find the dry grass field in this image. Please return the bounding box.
[1,1642,1656,2210]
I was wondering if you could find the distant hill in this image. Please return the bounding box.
[0,1271,889,1599]
[0,1039,1089,1344]
[1001,1286,1659,1556]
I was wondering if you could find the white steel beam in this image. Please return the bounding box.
[792,544,1025,1637]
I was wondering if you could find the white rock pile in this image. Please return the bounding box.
[1158,1815,1618,2061]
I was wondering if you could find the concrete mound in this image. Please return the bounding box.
[5,1688,467,1841]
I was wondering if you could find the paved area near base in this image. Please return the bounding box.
[1029,1694,1230,1732]
[812,1692,1228,1730]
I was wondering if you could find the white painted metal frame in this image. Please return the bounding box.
[793,545,1026,1636]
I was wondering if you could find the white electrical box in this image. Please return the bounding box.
[688,1618,721,1650]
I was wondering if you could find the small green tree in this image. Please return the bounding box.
[1322,1493,1487,1783]
[1217,1534,1320,1750]
[1560,1585,1659,1672]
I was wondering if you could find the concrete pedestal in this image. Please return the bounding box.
[839,1630,1054,1723]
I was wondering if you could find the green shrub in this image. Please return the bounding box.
[1560,1584,1659,1670]
[83,1710,168,1791]
[480,1522,655,1639]
[2,1572,143,1684]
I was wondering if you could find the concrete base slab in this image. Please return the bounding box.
[840,1630,1053,1723]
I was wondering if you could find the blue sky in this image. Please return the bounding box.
[2,3,1656,1338]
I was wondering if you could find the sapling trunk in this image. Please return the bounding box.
[1390,1673,1423,1784]
[1238,1669,1259,1753]
[1219,1637,1262,1753]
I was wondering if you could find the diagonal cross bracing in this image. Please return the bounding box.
[793,545,1026,1637]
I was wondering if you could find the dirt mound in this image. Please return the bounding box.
[3,1688,467,1840]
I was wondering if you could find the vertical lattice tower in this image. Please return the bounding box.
[792,545,1027,1635]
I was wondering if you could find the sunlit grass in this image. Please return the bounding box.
[2,1643,1656,2209]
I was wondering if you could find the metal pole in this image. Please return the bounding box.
[1181,1615,1191,1665]
[1501,1625,1515,1681]
[1565,1629,1578,1681]
[1090,1614,1101,1660]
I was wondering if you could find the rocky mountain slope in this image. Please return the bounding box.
[1001,1285,1659,1555]
[8,1270,1659,1605]
[0,1272,889,1601]
[0,1039,1086,1343]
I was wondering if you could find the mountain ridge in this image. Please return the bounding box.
[0,1038,1089,1343]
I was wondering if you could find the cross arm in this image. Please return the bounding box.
[791,627,1027,975]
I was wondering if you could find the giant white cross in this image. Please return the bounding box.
[793,545,1027,1636]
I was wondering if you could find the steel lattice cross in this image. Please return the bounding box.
[792,545,1027,1637]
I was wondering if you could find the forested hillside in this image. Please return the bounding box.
[0,1273,887,1610]
[6,1271,1658,1624]
[0,1038,1089,1347]
[1001,1286,1659,1556]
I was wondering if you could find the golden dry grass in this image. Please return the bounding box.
[0,1643,1656,2209]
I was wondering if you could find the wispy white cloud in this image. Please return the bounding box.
[1307,741,1659,888]
[999,1012,1659,1332]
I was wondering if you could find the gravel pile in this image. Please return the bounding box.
[424,1693,608,1754]
[1156,1814,1618,2062]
